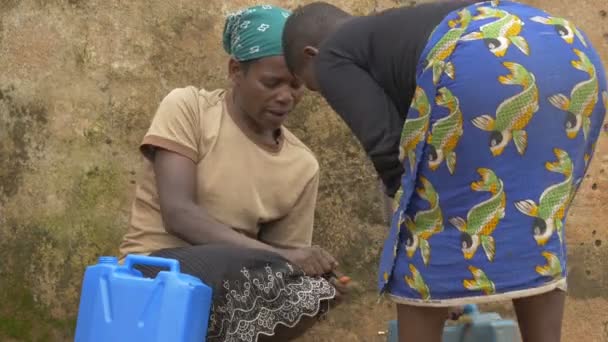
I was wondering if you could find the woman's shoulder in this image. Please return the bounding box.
[158,86,227,159]
[163,86,226,110]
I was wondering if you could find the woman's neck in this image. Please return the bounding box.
[226,89,282,150]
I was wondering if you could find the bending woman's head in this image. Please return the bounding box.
[282,2,351,91]
[223,5,303,130]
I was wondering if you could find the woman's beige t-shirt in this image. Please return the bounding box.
[119,86,319,258]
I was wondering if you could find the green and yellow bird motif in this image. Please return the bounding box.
[463,265,496,295]
[514,148,573,246]
[535,251,563,280]
[425,8,472,85]
[472,62,539,156]
[402,177,444,266]
[399,87,431,173]
[530,16,587,47]
[450,168,505,262]
[461,7,529,57]
[549,49,599,140]
[428,87,464,174]
[405,264,431,300]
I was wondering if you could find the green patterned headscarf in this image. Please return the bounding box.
[222,5,291,62]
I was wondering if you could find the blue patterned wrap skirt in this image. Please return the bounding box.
[379,0,607,306]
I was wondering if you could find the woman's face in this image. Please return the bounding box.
[230,56,305,130]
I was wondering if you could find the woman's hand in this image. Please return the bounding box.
[328,272,353,301]
[278,246,353,302]
[279,246,338,277]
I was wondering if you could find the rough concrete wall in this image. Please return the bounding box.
[0,0,606,341]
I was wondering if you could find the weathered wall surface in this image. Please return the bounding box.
[0,0,606,341]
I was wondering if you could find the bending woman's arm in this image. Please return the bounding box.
[316,55,404,197]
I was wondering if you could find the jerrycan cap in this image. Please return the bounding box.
[463,304,479,315]
[98,256,118,264]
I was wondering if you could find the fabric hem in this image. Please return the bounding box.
[141,135,198,162]
[253,284,336,341]
[206,272,337,342]
[386,278,567,307]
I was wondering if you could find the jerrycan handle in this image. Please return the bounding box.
[124,254,181,273]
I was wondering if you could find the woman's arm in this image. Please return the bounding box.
[154,148,283,251]
[154,149,336,275]
[316,55,405,197]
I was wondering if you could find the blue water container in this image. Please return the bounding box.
[387,304,520,342]
[74,254,212,342]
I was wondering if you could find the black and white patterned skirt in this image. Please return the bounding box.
[137,244,336,342]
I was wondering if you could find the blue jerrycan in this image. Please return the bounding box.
[387,304,520,342]
[74,254,212,342]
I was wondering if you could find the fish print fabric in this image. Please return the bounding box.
[380,0,607,306]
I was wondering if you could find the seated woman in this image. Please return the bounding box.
[118,5,345,341]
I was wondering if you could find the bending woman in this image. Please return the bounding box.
[119,5,344,341]
[283,1,607,341]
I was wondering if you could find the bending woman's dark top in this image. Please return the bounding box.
[315,1,472,197]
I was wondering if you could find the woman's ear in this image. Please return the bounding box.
[228,58,242,84]
[303,46,319,60]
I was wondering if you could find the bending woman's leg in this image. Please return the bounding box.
[397,304,447,342]
[513,289,566,342]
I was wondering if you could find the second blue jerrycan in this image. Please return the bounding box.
[442,304,520,342]
[74,254,213,342]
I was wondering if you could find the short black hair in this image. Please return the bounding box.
[282,2,350,73]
